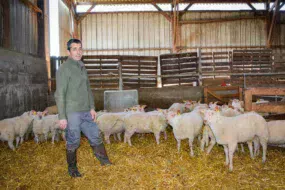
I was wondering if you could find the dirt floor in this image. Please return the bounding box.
[1,129,285,189]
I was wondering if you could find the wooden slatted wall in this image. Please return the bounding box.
[201,51,232,75]
[160,52,198,86]
[83,56,120,89]
[121,56,158,89]
[232,49,273,73]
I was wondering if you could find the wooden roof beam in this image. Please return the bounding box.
[19,0,42,14]
[279,2,285,10]
[247,3,256,11]
[76,0,277,5]
[179,3,193,18]
[77,3,96,24]
[151,3,172,22]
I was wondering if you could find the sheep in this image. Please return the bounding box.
[204,110,268,171]
[229,99,244,113]
[202,109,269,171]
[201,107,250,155]
[267,120,285,145]
[0,111,37,150]
[168,103,186,113]
[0,119,16,150]
[123,112,167,146]
[166,110,204,156]
[33,114,61,144]
[254,120,285,156]
[96,112,127,144]
[124,105,146,112]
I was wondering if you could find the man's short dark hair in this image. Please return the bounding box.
[67,39,82,51]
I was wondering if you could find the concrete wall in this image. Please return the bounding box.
[93,86,203,111]
[0,48,48,119]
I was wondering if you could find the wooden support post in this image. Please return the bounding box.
[244,89,252,111]
[204,87,208,104]
[239,87,243,101]
[197,48,202,86]
[267,0,280,48]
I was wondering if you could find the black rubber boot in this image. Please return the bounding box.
[92,143,112,166]
[66,149,82,177]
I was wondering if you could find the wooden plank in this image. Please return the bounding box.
[84,60,119,64]
[248,87,285,96]
[86,65,118,70]
[122,70,157,74]
[121,61,157,66]
[252,103,285,113]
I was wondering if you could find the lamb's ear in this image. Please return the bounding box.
[177,110,181,115]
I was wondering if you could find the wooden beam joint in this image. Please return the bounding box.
[19,0,42,14]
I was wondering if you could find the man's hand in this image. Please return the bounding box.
[59,119,68,130]
[90,109,97,121]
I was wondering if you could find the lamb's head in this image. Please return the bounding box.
[202,109,220,124]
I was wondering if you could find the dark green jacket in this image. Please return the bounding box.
[55,57,95,120]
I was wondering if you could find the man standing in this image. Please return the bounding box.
[55,39,111,178]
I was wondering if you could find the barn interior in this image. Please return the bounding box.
[1,0,285,189]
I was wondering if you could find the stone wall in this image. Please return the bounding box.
[0,48,48,119]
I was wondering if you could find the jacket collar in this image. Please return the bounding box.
[67,57,84,67]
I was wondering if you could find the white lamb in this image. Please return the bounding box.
[168,103,186,113]
[0,111,37,150]
[254,120,285,155]
[200,107,249,155]
[203,110,269,171]
[267,120,285,145]
[123,112,167,146]
[167,110,204,156]
[33,114,61,144]
[96,112,127,144]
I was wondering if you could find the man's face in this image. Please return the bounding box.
[68,43,83,61]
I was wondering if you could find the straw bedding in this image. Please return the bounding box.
[1,128,285,189]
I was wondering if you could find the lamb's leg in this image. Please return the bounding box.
[154,132,160,145]
[259,137,268,163]
[113,134,118,141]
[125,131,134,146]
[164,131,167,140]
[8,140,15,151]
[123,132,127,143]
[240,143,245,153]
[228,143,237,172]
[20,135,24,144]
[104,133,111,144]
[51,130,57,144]
[117,133,122,141]
[253,137,260,157]
[206,135,216,154]
[200,129,207,151]
[247,141,254,159]
[189,138,194,157]
[177,139,181,153]
[16,136,20,148]
[223,145,229,166]
[205,126,209,147]
[34,134,39,144]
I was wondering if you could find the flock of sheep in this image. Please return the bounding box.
[1,99,285,171]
